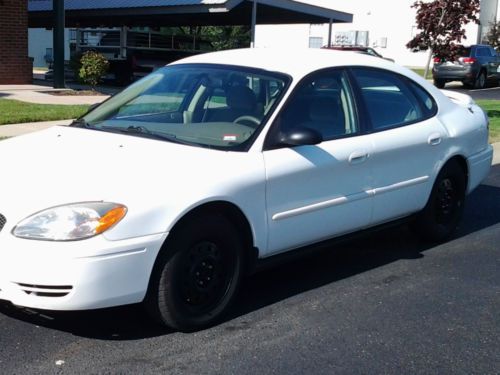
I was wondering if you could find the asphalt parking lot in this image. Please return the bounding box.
[442,81,500,100]
[0,79,499,374]
[1,163,499,373]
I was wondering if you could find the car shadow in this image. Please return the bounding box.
[1,168,500,341]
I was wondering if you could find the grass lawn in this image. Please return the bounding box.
[476,100,500,143]
[411,68,431,79]
[0,99,89,125]
[0,97,498,143]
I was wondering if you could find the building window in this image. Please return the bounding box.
[309,37,323,49]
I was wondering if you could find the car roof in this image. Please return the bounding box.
[169,47,400,79]
[168,47,450,110]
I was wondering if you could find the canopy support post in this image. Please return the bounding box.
[53,0,65,88]
[250,0,257,48]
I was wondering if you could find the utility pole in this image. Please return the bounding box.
[53,0,65,88]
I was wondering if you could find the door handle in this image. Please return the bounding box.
[428,133,442,146]
[349,151,369,164]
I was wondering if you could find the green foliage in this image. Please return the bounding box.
[407,0,480,60]
[477,100,500,143]
[79,51,110,88]
[202,26,251,50]
[70,51,84,82]
[160,26,250,51]
[0,99,89,125]
[486,20,500,52]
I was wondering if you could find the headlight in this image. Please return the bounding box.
[12,202,127,241]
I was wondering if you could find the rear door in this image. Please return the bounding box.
[350,68,448,225]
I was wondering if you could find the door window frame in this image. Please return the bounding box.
[263,67,365,151]
[347,66,438,134]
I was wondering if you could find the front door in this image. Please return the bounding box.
[263,69,373,256]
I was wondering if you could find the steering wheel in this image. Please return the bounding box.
[234,115,261,127]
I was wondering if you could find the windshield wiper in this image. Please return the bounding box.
[71,118,93,128]
[98,125,194,146]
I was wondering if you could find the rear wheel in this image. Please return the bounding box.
[434,79,445,89]
[462,81,474,89]
[411,161,466,242]
[146,214,244,331]
[474,71,487,89]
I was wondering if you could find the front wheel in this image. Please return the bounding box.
[411,161,466,242]
[146,214,244,331]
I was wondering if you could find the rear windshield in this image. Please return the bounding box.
[457,47,471,58]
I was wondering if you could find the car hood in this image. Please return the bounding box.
[0,126,263,237]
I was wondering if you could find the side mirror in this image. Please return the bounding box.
[280,127,323,147]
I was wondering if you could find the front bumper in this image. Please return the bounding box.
[467,145,494,194]
[0,232,167,310]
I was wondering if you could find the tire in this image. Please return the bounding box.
[462,81,474,89]
[474,71,487,89]
[146,214,244,331]
[411,161,466,243]
[434,79,445,89]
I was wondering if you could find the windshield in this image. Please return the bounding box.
[80,64,290,150]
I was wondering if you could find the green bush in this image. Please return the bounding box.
[79,51,109,89]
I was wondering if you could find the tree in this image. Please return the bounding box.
[407,0,480,79]
[78,51,109,89]
[161,26,250,51]
[202,26,251,50]
[486,19,500,52]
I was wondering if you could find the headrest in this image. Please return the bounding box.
[226,85,257,111]
[308,97,340,122]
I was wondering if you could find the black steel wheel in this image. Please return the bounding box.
[146,214,244,331]
[411,161,466,242]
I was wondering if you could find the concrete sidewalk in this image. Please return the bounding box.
[0,120,73,137]
[0,84,111,105]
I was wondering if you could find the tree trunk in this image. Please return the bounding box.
[424,48,433,80]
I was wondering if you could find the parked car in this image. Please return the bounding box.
[432,44,500,89]
[322,45,395,62]
[0,48,492,331]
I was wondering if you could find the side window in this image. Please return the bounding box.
[352,68,425,131]
[476,47,489,57]
[272,69,357,143]
[407,80,438,116]
[204,88,228,109]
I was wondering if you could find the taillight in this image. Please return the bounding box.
[433,57,441,63]
[459,57,477,64]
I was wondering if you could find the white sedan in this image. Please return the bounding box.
[0,48,493,331]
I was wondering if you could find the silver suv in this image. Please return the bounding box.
[432,45,499,89]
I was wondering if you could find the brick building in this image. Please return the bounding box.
[0,0,32,84]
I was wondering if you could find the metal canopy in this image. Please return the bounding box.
[28,0,353,28]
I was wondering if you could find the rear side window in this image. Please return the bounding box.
[407,80,438,116]
[476,48,489,57]
[351,68,435,131]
